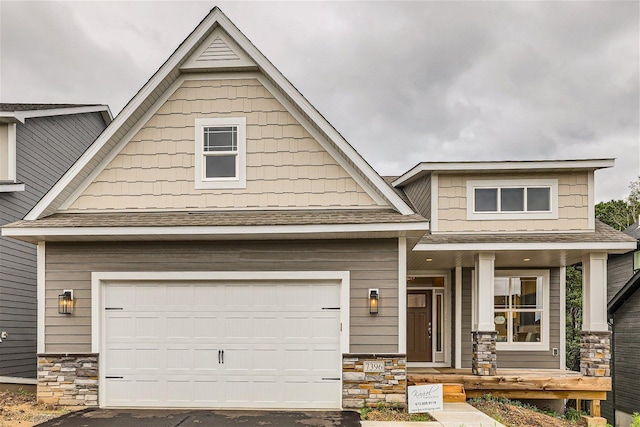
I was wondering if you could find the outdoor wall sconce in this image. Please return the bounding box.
[58,290,74,315]
[369,289,379,315]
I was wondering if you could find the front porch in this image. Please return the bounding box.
[408,367,610,417]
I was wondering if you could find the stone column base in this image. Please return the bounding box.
[342,354,406,409]
[580,331,611,377]
[472,331,497,376]
[37,354,99,406]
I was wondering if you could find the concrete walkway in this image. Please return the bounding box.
[361,402,506,427]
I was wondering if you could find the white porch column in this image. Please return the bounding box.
[472,252,497,376]
[580,252,611,377]
[475,252,496,331]
[582,252,608,332]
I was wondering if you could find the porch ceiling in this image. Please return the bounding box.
[408,247,606,270]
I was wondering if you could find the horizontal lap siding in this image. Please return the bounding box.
[0,112,106,378]
[44,239,399,353]
[607,253,634,302]
[612,290,640,415]
[461,267,561,369]
[402,175,431,219]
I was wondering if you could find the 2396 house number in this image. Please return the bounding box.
[362,361,385,372]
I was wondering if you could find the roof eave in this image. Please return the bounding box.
[393,159,616,187]
[2,221,430,244]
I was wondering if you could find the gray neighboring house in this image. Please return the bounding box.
[602,220,640,426]
[0,104,111,381]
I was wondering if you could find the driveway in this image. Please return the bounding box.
[36,408,362,426]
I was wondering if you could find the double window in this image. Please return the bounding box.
[467,179,558,220]
[194,117,246,189]
[493,271,549,350]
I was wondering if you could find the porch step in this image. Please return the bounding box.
[412,382,466,403]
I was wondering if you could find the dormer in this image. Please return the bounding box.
[393,159,614,234]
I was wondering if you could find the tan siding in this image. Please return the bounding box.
[461,267,561,369]
[437,172,590,232]
[69,79,378,211]
[44,239,399,354]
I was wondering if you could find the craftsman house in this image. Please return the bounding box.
[0,104,110,383]
[2,8,635,413]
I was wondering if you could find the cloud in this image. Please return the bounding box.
[1,1,637,201]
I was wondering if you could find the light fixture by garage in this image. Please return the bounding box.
[369,289,379,314]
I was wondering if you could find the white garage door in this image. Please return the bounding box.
[102,280,342,409]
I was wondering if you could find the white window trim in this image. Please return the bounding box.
[466,179,558,220]
[495,270,550,351]
[194,117,246,189]
[0,123,24,192]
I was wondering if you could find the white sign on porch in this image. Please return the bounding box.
[407,384,444,413]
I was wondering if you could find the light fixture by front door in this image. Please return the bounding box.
[58,290,74,315]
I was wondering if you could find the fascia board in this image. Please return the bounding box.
[2,221,430,238]
[16,105,113,122]
[0,113,24,124]
[413,241,637,252]
[393,159,616,187]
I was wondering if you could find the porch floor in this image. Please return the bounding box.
[408,367,610,401]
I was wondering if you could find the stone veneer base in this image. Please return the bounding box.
[37,354,99,406]
[472,331,497,376]
[580,331,611,377]
[342,353,406,409]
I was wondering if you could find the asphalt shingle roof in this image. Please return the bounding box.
[4,209,427,229]
[418,220,636,245]
[0,103,97,112]
[622,221,640,240]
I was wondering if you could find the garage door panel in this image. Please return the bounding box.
[103,280,341,409]
[193,316,222,340]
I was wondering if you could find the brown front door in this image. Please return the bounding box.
[407,290,432,362]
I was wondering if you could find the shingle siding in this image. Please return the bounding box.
[607,253,634,302]
[0,112,106,378]
[68,79,378,212]
[611,289,640,416]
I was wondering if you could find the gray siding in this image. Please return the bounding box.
[460,267,561,369]
[607,253,634,302]
[402,174,431,219]
[44,239,399,354]
[610,288,640,416]
[0,112,107,377]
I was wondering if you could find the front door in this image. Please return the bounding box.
[407,290,432,362]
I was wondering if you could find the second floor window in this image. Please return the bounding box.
[194,117,247,189]
[475,186,551,213]
[466,179,558,220]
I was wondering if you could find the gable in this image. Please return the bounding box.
[25,7,414,220]
[66,77,379,212]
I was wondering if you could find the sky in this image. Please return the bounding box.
[0,1,638,202]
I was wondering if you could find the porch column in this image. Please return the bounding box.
[472,252,497,376]
[581,252,611,377]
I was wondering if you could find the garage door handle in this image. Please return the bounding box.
[105,376,123,379]
[221,350,224,364]
[218,350,221,364]
[322,377,340,381]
